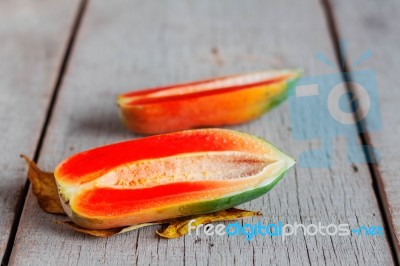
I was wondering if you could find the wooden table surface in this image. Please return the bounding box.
[0,0,399,265]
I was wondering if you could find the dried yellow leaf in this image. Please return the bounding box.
[157,208,262,239]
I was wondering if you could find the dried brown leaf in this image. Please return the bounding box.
[56,220,161,237]
[57,208,260,238]
[21,154,65,214]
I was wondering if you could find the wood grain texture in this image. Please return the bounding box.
[0,0,80,257]
[330,0,400,259]
[9,0,394,265]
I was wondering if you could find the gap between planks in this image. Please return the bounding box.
[1,0,89,265]
[320,0,399,263]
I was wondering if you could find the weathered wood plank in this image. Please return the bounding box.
[330,0,400,259]
[10,0,394,265]
[0,0,81,258]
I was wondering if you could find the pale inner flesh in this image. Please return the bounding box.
[123,70,293,102]
[95,151,276,189]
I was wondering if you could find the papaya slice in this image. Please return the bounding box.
[117,69,301,135]
[20,155,261,237]
[54,129,295,229]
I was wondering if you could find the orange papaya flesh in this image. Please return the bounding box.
[54,129,295,229]
[117,70,301,135]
